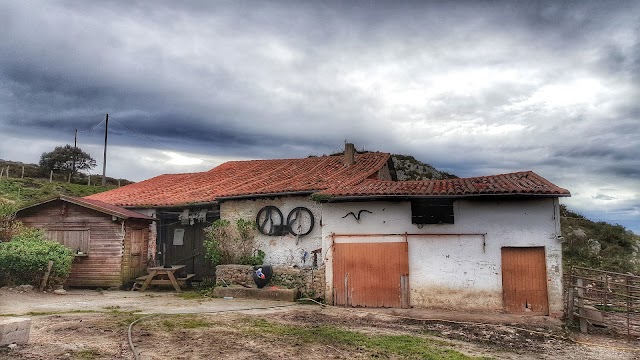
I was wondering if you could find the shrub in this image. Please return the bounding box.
[0,228,74,287]
[0,202,23,242]
[204,219,264,266]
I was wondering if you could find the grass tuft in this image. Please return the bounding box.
[248,318,489,359]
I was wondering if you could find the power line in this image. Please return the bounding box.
[77,118,105,133]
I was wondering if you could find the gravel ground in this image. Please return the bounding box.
[1,288,639,359]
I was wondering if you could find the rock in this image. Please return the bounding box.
[17,285,33,292]
[0,318,31,346]
[53,289,67,295]
[583,305,606,327]
[7,343,17,350]
[573,228,587,239]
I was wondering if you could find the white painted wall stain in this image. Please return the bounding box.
[321,198,563,315]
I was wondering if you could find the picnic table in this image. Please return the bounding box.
[135,265,194,293]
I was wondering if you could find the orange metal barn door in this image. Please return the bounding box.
[333,242,409,308]
[501,247,549,314]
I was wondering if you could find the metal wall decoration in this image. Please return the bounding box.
[256,206,315,237]
[287,207,314,236]
[342,209,373,221]
[256,206,285,235]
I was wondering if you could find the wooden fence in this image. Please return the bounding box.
[567,266,640,338]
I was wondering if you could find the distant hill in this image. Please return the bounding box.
[0,178,116,208]
[0,159,133,187]
[561,205,640,274]
[0,158,133,210]
[391,154,457,180]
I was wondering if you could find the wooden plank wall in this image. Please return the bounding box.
[17,200,150,287]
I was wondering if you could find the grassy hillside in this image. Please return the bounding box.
[0,178,115,208]
[0,159,133,187]
[561,205,640,274]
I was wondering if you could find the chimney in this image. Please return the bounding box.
[344,143,356,166]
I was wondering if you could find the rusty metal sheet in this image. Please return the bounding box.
[501,247,549,315]
[333,242,409,308]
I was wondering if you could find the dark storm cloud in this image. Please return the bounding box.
[1,0,640,231]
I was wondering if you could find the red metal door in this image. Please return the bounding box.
[333,242,409,308]
[501,247,549,314]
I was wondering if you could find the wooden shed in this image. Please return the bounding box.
[16,196,155,287]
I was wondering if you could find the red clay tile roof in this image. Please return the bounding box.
[17,196,155,220]
[85,152,391,207]
[319,171,570,198]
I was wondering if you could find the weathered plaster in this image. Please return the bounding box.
[322,198,564,315]
[220,196,322,266]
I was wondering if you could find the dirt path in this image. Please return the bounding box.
[1,288,639,359]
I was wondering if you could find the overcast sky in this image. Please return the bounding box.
[1,1,638,233]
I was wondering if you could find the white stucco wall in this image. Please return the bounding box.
[220,196,322,267]
[321,198,564,316]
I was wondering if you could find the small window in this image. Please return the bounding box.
[411,200,454,224]
[45,229,90,256]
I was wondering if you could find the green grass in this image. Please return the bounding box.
[176,290,210,299]
[0,178,114,208]
[72,349,101,359]
[20,310,98,316]
[247,318,489,359]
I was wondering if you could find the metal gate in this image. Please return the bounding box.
[501,247,549,314]
[333,242,409,308]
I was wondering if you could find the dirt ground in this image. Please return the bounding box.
[1,288,640,360]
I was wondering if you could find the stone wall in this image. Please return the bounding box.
[215,265,253,286]
[215,264,325,300]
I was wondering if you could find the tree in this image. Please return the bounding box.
[39,145,96,178]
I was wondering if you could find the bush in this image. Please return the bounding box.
[204,219,264,266]
[0,202,23,242]
[0,228,74,287]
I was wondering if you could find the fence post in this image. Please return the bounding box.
[627,276,631,340]
[567,270,574,322]
[577,278,587,333]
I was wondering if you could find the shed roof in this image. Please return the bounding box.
[17,196,156,221]
[319,171,571,199]
[85,152,391,207]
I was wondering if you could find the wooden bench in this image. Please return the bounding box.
[135,274,195,286]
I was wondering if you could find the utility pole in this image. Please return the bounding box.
[102,114,108,186]
[73,129,77,181]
